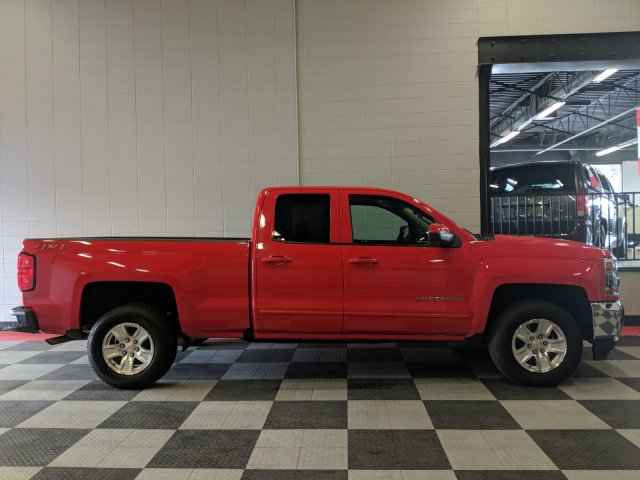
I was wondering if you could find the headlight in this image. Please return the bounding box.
[604,256,620,297]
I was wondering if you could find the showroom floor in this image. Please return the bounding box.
[0,335,639,480]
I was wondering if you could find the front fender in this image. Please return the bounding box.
[468,254,601,337]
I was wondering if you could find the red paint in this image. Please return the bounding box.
[622,326,640,336]
[17,186,616,341]
[0,332,56,342]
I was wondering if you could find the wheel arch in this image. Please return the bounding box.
[485,283,592,340]
[80,281,180,333]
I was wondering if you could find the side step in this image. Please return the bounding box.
[45,329,85,345]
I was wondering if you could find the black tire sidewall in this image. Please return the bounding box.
[87,304,177,389]
[489,300,582,386]
[614,223,627,258]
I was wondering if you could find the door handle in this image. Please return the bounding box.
[261,255,292,265]
[348,256,378,265]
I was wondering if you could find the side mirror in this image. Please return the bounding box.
[428,223,455,246]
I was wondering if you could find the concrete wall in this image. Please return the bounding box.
[2,0,640,320]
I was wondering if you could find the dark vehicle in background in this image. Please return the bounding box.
[489,160,627,257]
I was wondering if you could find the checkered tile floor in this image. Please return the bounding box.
[0,337,639,480]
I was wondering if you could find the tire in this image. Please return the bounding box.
[488,300,582,386]
[87,304,177,389]
[613,235,627,258]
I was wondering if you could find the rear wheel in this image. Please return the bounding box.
[87,304,177,389]
[489,300,582,386]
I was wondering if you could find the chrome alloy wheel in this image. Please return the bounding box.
[511,318,567,373]
[101,322,154,375]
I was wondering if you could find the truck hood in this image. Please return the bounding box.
[470,234,608,260]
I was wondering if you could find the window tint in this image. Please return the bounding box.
[349,195,433,244]
[577,165,591,191]
[595,169,615,193]
[489,164,576,194]
[273,194,330,243]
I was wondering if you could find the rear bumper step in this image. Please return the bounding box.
[6,307,39,334]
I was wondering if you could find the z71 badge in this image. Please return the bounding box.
[33,243,67,251]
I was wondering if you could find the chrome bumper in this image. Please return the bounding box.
[591,300,624,360]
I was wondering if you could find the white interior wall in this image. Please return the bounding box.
[0,0,297,320]
[623,160,640,192]
[296,0,640,231]
[2,0,640,321]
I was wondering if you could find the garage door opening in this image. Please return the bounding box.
[478,32,640,264]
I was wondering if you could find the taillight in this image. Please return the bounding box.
[576,194,590,218]
[17,252,36,292]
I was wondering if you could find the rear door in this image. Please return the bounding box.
[340,192,474,335]
[253,190,343,333]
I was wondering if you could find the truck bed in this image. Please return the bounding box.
[21,237,252,337]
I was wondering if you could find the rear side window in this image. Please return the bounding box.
[595,170,615,193]
[586,166,603,192]
[273,194,330,243]
[490,164,576,194]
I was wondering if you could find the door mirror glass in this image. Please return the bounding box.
[428,223,455,246]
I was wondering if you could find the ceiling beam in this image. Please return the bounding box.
[534,107,637,155]
[489,73,554,127]
[490,71,599,143]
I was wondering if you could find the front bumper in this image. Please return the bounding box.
[591,300,624,360]
[4,307,40,334]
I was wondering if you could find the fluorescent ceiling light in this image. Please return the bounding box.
[593,69,618,83]
[490,130,521,148]
[595,138,638,157]
[535,101,565,120]
[500,130,520,144]
[595,145,621,157]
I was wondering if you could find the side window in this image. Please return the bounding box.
[597,172,614,193]
[349,195,433,245]
[351,204,407,242]
[577,166,590,191]
[273,194,330,243]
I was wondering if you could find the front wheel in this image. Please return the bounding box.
[87,304,177,389]
[488,300,582,386]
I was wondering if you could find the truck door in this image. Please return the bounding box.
[340,192,473,335]
[254,190,343,333]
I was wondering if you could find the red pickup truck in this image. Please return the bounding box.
[11,186,623,389]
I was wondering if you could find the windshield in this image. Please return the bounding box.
[490,164,576,194]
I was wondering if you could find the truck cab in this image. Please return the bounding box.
[252,187,475,338]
